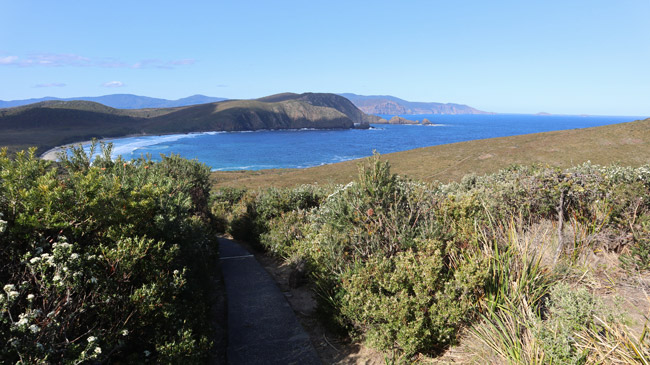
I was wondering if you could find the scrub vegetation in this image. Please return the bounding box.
[0,143,219,363]
[2,118,650,363]
[215,154,650,363]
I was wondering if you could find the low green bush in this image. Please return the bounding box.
[211,187,247,233]
[340,241,486,357]
[301,156,487,358]
[537,283,608,364]
[229,185,324,249]
[259,209,310,259]
[0,143,218,363]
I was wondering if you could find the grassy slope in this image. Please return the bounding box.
[211,118,650,189]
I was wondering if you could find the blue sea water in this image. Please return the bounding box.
[94,114,645,171]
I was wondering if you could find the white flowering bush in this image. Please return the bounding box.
[0,144,218,363]
[0,214,6,234]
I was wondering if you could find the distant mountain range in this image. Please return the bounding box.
[0,93,375,154]
[0,94,227,109]
[339,93,492,115]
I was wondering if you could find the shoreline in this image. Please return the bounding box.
[39,133,153,161]
[37,127,362,161]
[40,141,94,161]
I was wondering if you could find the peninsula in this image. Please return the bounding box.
[339,93,492,115]
[0,92,375,154]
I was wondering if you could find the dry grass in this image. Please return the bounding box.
[211,118,650,189]
[425,216,650,364]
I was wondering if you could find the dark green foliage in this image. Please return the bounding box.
[339,243,486,356]
[229,185,324,248]
[0,144,218,363]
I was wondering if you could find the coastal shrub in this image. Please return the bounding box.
[340,241,486,357]
[0,144,218,363]
[305,160,650,359]
[211,187,247,233]
[259,209,311,259]
[230,185,324,248]
[303,156,487,358]
[439,163,650,259]
[212,158,650,360]
[307,157,435,276]
[228,190,260,243]
[446,163,650,220]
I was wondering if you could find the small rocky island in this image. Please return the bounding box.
[371,116,438,126]
[388,116,419,125]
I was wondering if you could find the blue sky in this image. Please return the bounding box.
[1,0,648,115]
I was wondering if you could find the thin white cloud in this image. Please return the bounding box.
[0,56,18,64]
[102,81,125,88]
[34,83,66,88]
[0,53,196,69]
[2,53,92,67]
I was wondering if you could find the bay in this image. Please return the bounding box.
[94,114,644,171]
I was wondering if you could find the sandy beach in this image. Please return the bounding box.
[38,132,181,161]
[39,140,96,161]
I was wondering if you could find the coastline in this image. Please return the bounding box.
[40,141,92,161]
[37,127,360,161]
[39,134,147,161]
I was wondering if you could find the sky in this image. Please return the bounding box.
[1,0,649,116]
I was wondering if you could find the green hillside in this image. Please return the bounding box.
[0,93,370,154]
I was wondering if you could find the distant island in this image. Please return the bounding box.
[0,93,376,154]
[339,93,492,115]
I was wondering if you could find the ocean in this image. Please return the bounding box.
[90,114,645,171]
